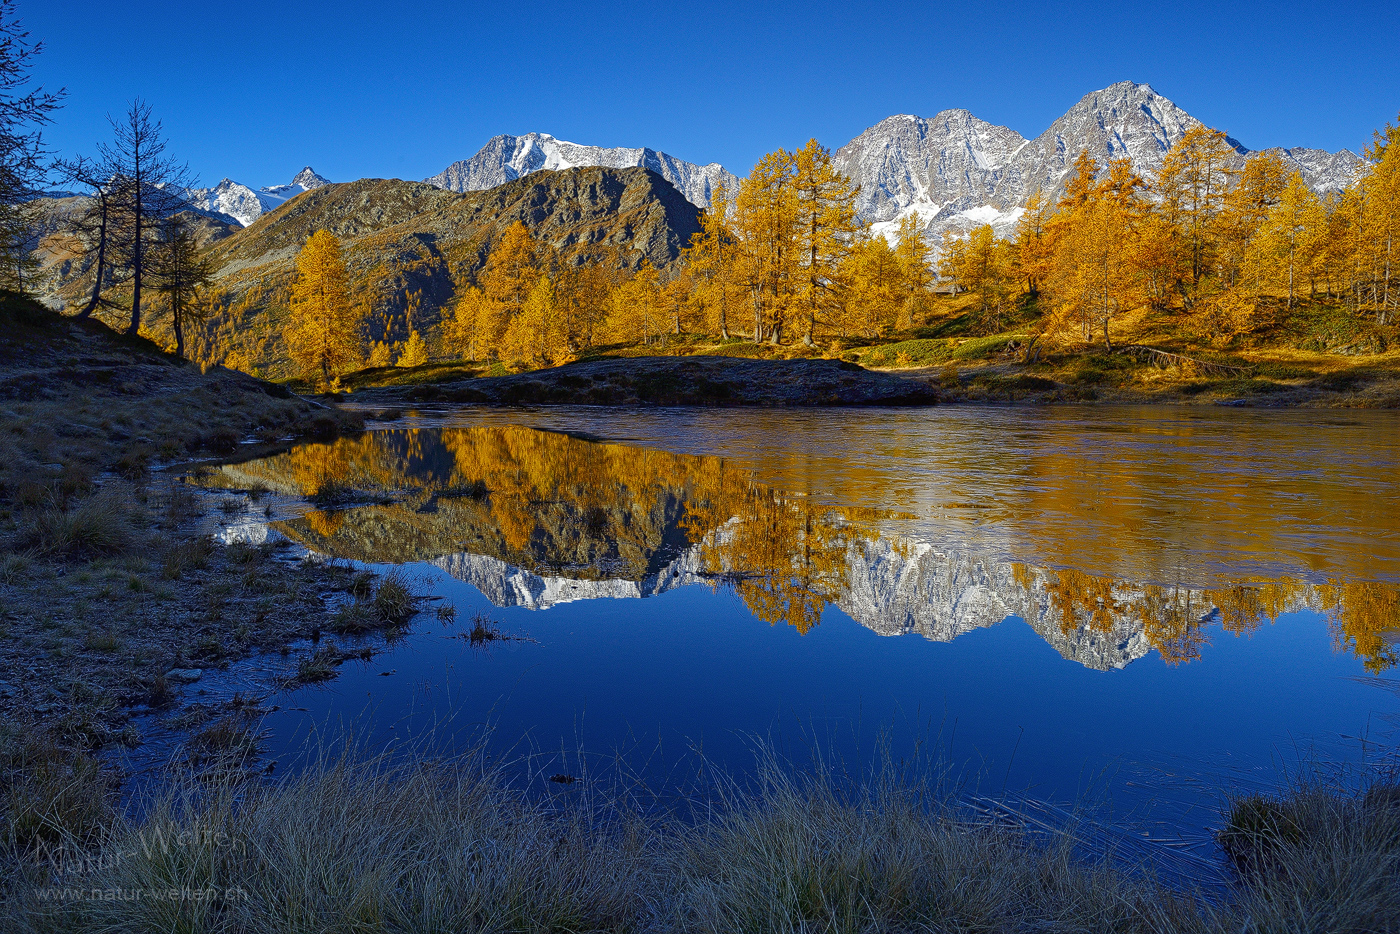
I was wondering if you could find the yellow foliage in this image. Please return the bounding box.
[287,231,362,385]
[396,330,429,368]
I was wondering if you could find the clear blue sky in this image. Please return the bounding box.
[27,0,1400,190]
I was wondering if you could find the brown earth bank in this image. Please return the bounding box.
[355,355,942,407]
[341,351,1400,409]
[0,294,418,842]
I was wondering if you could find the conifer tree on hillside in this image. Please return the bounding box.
[1012,191,1055,299]
[840,235,901,338]
[940,224,1013,333]
[287,230,361,385]
[733,151,799,344]
[478,222,541,355]
[894,215,933,327]
[148,213,218,360]
[445,286,486,360]
[1156,125,1237,301]
[682,184,737,340]
[53,153,122,317]
[605,261,662,345]
[1248,172,1325,309]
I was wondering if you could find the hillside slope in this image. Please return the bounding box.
[41,166,704,376]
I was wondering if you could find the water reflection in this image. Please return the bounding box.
[206,424,1400,673]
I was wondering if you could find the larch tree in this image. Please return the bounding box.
[940,224,1013,333]
[1356,117,1400,322]
[683,183,736,340]
[733,149,798,343]
[1220,152,1288,289]
[605,261,662,346]
[478,221,541,356]
[53,154,123,317]
[287,230,361,385]
[893,215,932,328]
[839,235,901,338]
[1012,191,1055,299]
[791,138,861,345]
[396,330,429,367]
[99,100,195,335]
[445,286,486,360]
[1247,171,1325,308]
[1156,124,1238,301]
[1045,157,1145,349]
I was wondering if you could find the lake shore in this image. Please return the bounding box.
[342,353,1400,409]
[0,296,406,833]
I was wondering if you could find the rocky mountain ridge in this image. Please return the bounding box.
[838,81,1364,242]
[424,132,739,210]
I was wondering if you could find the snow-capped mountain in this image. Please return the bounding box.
[837,81,1365,243]
[186,166,331,227]
[425,133,739,209]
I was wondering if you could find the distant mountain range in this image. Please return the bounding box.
[834,81,1364,241]
[185,166,331,227]
[178,82,1364,239]
[423,132,740,211]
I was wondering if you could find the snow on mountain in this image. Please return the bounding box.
[185,166,331,227]
[430,533,1192,671]
[1265,146,1364,195]
[424,133,739,209]
[839,81,1366,244]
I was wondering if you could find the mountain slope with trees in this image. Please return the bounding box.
[39,165,704,377]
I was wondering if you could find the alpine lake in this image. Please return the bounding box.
[169,404,1400,884]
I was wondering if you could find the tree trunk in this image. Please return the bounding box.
[128,174,143,336]
[173,304,185,360]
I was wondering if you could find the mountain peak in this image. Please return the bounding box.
[291,166,330,190]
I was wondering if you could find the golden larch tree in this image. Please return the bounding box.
[287,230,361,385]
[791,139,862,345]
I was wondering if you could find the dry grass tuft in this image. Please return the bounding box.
[371,568,417,624]
[162,536,214,579]
[1,730,113,851]
[20,489,130,558]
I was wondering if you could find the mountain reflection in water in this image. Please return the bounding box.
[208,423,1400,674]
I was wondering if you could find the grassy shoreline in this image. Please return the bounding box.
[0,294,414,861]
[3,741,1396,932]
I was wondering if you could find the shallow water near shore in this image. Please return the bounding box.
[190,404,1400,877]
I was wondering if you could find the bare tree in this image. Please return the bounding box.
[0,0,64,289]
[52,153,122,317]
[99,100,194,334]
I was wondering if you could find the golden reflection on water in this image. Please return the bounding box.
[206,424,1400,672]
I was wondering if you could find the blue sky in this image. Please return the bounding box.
[28,0,1400,189]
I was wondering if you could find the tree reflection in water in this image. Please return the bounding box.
[200,425,1400,672]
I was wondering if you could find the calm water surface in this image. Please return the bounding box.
[198,405,1400,865]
